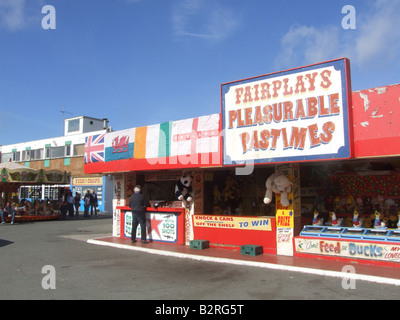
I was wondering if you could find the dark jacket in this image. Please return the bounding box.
[129,193,150,213]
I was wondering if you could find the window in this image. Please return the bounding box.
[50,146,65,158]
[30,149,44,160]
[68,119,80,133]
[12,151,21,162]
[1,152,13,163]
[21,150,31,161]
[65,145,71,157]
[73,144,85,156]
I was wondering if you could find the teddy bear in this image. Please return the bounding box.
[263,172,293,207]
[175,175,194,203]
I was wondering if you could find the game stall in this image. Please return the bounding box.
[84,58,400,266]
[294,81,400,266]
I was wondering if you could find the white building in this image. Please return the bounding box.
[0,116,113,213]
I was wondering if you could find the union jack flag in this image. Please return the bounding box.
[85,134,105,163]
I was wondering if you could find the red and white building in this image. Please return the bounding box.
[85,58,400,267]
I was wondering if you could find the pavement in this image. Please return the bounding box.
[88,236,400,287]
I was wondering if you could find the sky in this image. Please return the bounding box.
[1,0,400,146]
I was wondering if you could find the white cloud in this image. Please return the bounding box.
[172,0,241,41]
[275,25,341,70]
[354,0,400,67]
[0,0,26,31]
[275,0,400,71]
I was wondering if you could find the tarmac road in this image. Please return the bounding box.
[0,216,399,300]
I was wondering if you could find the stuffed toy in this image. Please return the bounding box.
[327,211,343,227]
[345,195,356,213]
[384,198,396,215]
[352,209,363,228]
[388,213,398,229]
[175,175,193,203]
[263,172,293,207]
[312,210,324,226]
[373,210,386,229]
[398,211,400,229]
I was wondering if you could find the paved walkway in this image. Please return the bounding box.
[88,236,400,287]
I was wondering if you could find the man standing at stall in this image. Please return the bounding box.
[129,185,150,244]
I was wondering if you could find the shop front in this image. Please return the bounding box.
[293,79,400,266]
[84,58,400,267]
[71,176,113,214]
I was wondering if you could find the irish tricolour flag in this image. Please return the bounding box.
[133,114,220,160]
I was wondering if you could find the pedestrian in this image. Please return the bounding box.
[66,191,74,217]
[83,190,93,218]
[91,191,98,216]
[0,205,4,224]
[129,185,150,243]
[74,192,81,217]
[60,200,68,220]
[3,202,16,224]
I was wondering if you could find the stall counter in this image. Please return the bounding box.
[117,206,186,245]
[294,235,400,267]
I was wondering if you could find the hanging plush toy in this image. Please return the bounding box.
[175,175,194,203]
[263,172,293,207]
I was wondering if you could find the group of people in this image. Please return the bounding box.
[1,199,59,224]
[60,189,98,219]
[0,189,99,224]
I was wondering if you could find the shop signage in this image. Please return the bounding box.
[72,177,103,186]
[124,211,178,243]
[276,210,294,256]
[221,58,352,165]
[193,215,272,231]
[295,238,400,263]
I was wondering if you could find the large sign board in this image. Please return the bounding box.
[193,215,272,231]
[295,237,400,263]
[221,58,352,165]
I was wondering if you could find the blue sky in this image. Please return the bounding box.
[1,0,400,145]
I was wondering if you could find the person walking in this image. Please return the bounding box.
[83,190,93,218]
[0,205,4,224]
[66,191,74,217]
[91,191,98,216]
[129,185,150,243]
[74,192,81,217]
